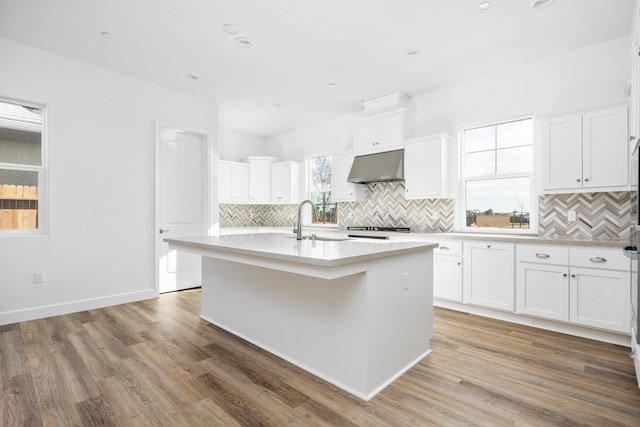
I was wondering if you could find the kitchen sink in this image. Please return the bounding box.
[284,234,353,241]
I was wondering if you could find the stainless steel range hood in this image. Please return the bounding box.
[347,149,404,184]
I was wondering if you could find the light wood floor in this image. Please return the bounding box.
[2,289,640,426]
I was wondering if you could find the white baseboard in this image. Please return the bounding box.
[0,289,157,325]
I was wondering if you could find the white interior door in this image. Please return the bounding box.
[157,127,206,293]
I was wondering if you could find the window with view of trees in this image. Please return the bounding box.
[310,155,337,225]
[462,118,534,231]
[0,99,45,234]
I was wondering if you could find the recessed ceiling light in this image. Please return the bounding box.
[327,83,337,89]
[479,2,491,10]
[222,23,239,35]
[404,50,421,60]
[185,74,199,82]
[530,0,555,10]
[235,37,253,48]
[100,31,114,39]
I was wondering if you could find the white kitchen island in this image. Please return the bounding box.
[165,233,437,400]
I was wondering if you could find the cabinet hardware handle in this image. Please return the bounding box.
[535,253,550,258]
[589,256,607,263]
[487,244,492,249]
[584,178,589,182]
[159,228,171,234]
[457,262,461,266]
[440,246,450,251]
[571,274,576,278]
[576,178,581,182]
[562,273,568,277]
[631,136,637,142]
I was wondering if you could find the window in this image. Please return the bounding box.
[0,99,46,234]
[462,118,534,232]
[309,155,337,225]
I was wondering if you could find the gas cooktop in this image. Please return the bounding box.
[347,226,411,233]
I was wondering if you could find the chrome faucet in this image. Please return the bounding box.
[296,199,314,240]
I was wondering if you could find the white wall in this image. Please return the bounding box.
[267,112,361,161]
[219,128,269,162]
[411,35,631,194]
[0,38,218,324]
[265,35,631,213]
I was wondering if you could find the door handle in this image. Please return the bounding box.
[159,228,171,234]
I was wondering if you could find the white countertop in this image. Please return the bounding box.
[165,233,437,267]
[216,227,630,248]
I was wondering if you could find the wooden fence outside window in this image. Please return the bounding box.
[0,184,38,230]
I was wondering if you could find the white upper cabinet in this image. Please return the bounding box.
[271,161,303,204]
[353,109,410,152]
[331,152,365,202]
[219,160,249,203]
[248,157,274,204]
[403,134,449,200]
[541,104,628,193]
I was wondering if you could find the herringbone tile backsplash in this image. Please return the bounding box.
[337,182,454,232]
[220,204,298,228]
[220,187,631,239]
[538,191,631,239]
[219,182,455,232]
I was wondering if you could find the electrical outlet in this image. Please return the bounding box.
[568,210,577,221]
[401,272,409,291]
[34,271,45,283]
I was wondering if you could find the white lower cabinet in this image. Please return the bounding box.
[516,244,630,334]
[516,244,569,321]
[569,267,630,333]
[433,240,463,302]
[517,264,569,321]
[463,242,515,312]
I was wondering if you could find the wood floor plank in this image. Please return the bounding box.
[28,352,82,426]
[0,330,28,380]
[75,394,120,427]
[3,374,42,427]
[2,289,640,426]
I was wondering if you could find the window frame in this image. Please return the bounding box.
[0,97,48,237]
[458,115,537,235]
[306,152,338,229]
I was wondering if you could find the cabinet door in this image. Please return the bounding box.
[354,120,379,150]
[271,162,289,203]
[434,255,462,302]
[218,161,232,203]
[463,242,515,311]
[331,153,365,202]
[231,163,249,203]
[516,263,569,321]
[582,105,628,189]
[569,267,630,333]
[377,112,403,148]
[404,137,446,199]
[249,159,271,203]
[542,113,583,191]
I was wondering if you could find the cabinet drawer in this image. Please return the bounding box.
[517,244,568,265]
[569,246,629,271]
[434,240,462,256]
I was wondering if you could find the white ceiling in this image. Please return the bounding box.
[0,0,634,137]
